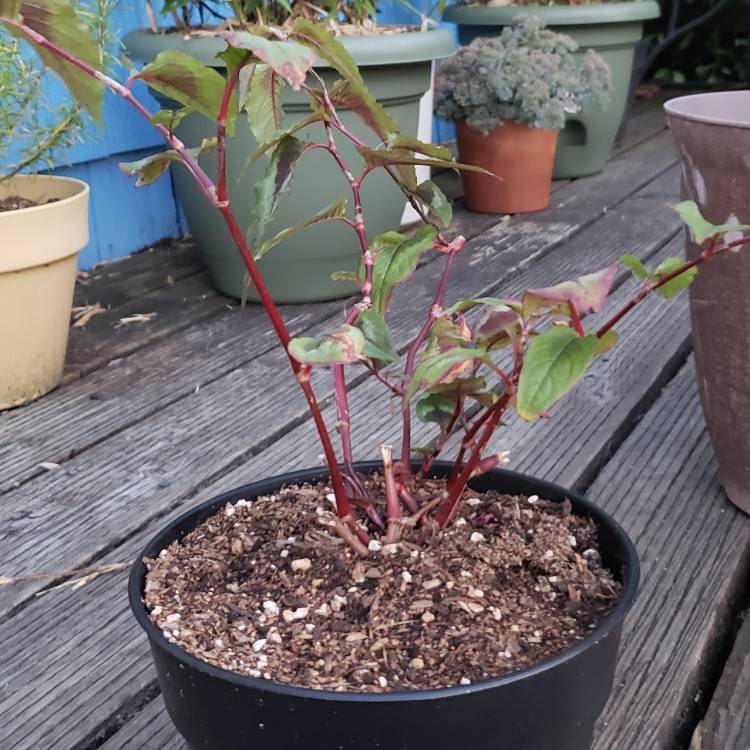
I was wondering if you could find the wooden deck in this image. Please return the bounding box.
[2,93,750,750]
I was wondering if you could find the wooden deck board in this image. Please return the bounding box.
[4,95,746,750]
[0,172,687,750]
[690,612,750,750]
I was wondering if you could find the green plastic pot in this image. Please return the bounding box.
[124,29,455,303]
[442,1,660,178]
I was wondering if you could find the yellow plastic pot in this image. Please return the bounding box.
[0,175,89,410]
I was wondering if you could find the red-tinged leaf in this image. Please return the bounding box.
[476,306,523,350]
[240,64,285,145]
[4,0,104,123]
[250,134,304,245]
[222,33,316,90]
[429,375,487,398]
[288,325,365,365]
[423,316,472,357]
[255,197,348,260]
[119,137,217,187]
[403,348,486,403]
[356,145,491,183]
[134,51,236,133]
[291,18,362,85]
[523,264,618,318]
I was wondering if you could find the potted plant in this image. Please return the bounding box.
[123,0,456,304]
[442,0,661,179]
[6,3,750,747]
[434,17,610,214]
[665,91,750,516]
[0,2,111,410]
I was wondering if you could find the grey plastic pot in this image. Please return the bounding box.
[124,29,455,303]
[442,1,660,178]
[665,91,750,516]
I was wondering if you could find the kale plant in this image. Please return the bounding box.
[435,17,611,133]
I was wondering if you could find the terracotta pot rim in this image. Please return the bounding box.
[665,91,750,130]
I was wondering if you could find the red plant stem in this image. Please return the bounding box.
[7,19,355,519]
[568,301,584,336]
[400,249,459,471]
[596,235,748,339]
[380,444,402,543]
[419,401,462,476]
[216,59,246,204]
[437,392,512,527]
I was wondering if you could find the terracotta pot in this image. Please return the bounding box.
[456,121,557,214]
[0,175,89,410]
[665,91,750,515]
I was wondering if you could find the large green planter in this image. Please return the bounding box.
[124,29,454,303]
[442,2,660,178]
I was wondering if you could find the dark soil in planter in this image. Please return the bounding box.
[0,195,39,212]
[144,476,620,693]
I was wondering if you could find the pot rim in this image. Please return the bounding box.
[664,90,750,129]
[129,462,639,702]
[0,174,89,218]
[123,26,455,68]
[442,0,661,26]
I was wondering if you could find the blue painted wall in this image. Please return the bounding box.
[27,2,456,268]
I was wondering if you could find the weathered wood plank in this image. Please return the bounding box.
[690,612,750,750]
[94,221,688,750]
[590,366,750,750]
[74,237,201,311]
[0,194,683,750]
[0,164,678,616]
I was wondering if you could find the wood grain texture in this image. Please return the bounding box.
[0,173,684,750]
[591,366,750,750]
[690,613,750,750]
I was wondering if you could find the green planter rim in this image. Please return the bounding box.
[442,0,661,26]
[124,26,455,67]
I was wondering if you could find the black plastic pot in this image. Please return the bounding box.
[130,462,639,750]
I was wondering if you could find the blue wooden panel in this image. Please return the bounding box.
[56,151,183,269]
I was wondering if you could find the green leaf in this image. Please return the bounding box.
[386,134,454,162]
[240,64,285,145]
[516,327,597,421]
[413,179,452,228]
[356,145,491,180]
[523,265,618,318]
[423,316,472,357]
[650,256,699,300]
[291,18,363,86]
[593,329,619,355]
[3,0,104,123]
[288,324,365,364]
[370,225,438,315]
[134,51,236,134]
[445,297,522,315]
[416,393,456,429]
[429,375,487,398]
[404,348,486,403]
[672,200,750,243]
[621,254,648,280]
[255,197,347,260]
[354,308,399,363]
[250,134,305,245]
[244,110,325,170]
[222,33,316,90]
[119,138,217,187]
[150,107,194,130]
